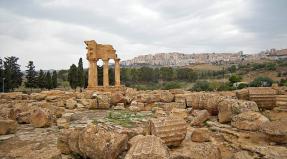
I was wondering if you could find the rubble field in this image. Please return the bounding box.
[0,87,287,159]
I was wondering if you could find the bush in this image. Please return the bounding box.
[237,83,248,89]
[229,74,242,84]
[192,81,211,91]
[217,83,233,91]
[162,81,181,90]
[249,76,273,87]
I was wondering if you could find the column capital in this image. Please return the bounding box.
[115,58,121,62]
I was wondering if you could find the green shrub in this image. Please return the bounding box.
[229,74,242,84]
[217,83,233,91]
[249,76,273,87]
[192,81,211,91]
[237,83,248,89]
[162,81,181,90]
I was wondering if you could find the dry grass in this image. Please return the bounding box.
[242,70,281,83]
[184,64,224,71]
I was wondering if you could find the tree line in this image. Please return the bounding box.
[120,67,227,86]
[0,56,57,92]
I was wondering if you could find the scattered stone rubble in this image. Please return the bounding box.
[0,87,286,159]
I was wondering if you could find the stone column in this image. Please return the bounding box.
[88,60,96,88]
[115,58,121,87]
[103,59,109,87]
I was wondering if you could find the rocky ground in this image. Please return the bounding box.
[0,87,286,159]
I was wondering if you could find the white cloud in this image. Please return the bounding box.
[0,0,287,70]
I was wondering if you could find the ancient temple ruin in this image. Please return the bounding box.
[85,40,123,91]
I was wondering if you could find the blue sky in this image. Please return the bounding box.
[0,0,287,69]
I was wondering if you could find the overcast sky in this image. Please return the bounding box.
[0,0,287,70]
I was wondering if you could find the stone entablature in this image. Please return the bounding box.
[85,40,123,91]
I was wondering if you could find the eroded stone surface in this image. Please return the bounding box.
[149,116,187,147]
[125,135,170,159]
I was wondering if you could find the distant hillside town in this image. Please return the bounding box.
[122,48,287,67]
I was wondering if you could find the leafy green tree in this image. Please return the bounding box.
[3,56,23,91]
[160,67,174,81]
[153,68,160,82]
[229,74,242,84]
[68,64,78,89]
[25,61,38,89]
[229,65,237,73]
[52,70,58,88]
[45,71,52,89]
[192,80,211,91]
[37,70,45,89]
[77,58,84,87]
[249,76,273,87]
[139,67,154,82]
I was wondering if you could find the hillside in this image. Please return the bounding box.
[122,52,266,67]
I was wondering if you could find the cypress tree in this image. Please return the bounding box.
[3,56,23,91]
[68,64,78,89]
[77,58,84,88]
[25,61,38,89]
[45,71,52,89]
[52,70,58,88]
[37,70,45,89]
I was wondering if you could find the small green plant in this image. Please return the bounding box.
[105,110,152,128]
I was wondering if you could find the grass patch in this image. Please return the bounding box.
[102,110,153,128]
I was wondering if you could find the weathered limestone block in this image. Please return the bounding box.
[78,99,97,109]
[205,95,227,115]
[16,111,31,124]
[0,119,18,135]
[234,151,255,159]
[57,118,69,129]
[30,108,53,128]
[191,128,211,142]
[79,124,128,159]
[129,101,144,111]
[248,87,277,110]
[65,98,77,109]
[170,108,187,119]
[111,92,126,105]
[113,105,125,110]
[186,93,201,108]
[148,116,187,147]
[231,111,269,131]
[169,89,185,95]
[158,90,174,103]
[190,109,210,126]
[57,129,72,154]
[30,93,47,101]
[174,94,186,104]
[260,119,287,144]
[276,95,287,111]
[136,93,159,104]
[218,99,259,123]
[0,92,24,100]
[125,135,170,159]
[154,108,167,118]
[128,106,141,112]
[160,102,186,111]
[96,94,111,109]
[170,141,221,159]
[186,93,227,115]
[58,125,128,159]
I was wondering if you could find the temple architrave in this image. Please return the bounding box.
[85,40,124,92]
